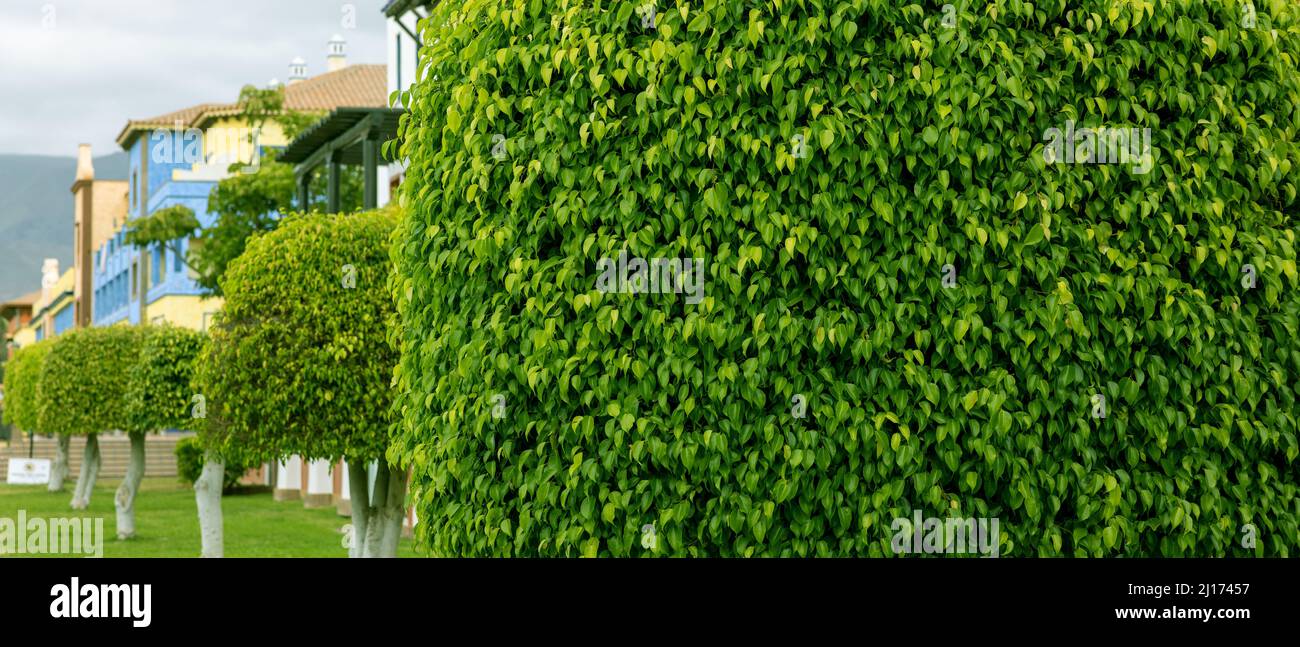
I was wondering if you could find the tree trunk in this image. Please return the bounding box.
[347,459,370,558]
[348,460,408,558]
[113,431,146,539]
[194,451,225,558]
[70,433,101,510]
[374,465,408,558]
[47,434,70,492]
[360,464,389,557]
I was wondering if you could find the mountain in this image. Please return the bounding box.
[0,152,128,303]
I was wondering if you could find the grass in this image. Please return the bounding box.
[0,477,423,557]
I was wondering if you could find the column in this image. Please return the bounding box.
[297,168,312,213]
[326,149,341,214]
[363,132,378,210]
[274,455,302,501]
[304,458,333,508]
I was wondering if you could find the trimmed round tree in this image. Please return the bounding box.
[117,325,206,539]
[1,340,68,490]
[39,326,146,510]
[391,1,1300,556]
[196,206,404,557]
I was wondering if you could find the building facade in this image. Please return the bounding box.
[90,43,387,332]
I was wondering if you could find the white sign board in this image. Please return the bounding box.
[6,458,51,485]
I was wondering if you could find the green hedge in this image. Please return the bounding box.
[195,207,401,463]
[38,326,146,436]
[127,325,206,433]
[392,0,1300,556]
[2,340,51,433]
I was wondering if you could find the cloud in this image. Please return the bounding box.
[0,0,390,156]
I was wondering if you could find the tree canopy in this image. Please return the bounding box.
[195,206,401,462]
[390,0,1300,557]
[39,326,146,436]
[127,325,207,433]
[2,340,52,433]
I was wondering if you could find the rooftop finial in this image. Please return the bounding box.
[327,34,348,72]
[289,57,307,84]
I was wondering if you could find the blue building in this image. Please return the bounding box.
[94,104,219,328]
[90,52,389,331]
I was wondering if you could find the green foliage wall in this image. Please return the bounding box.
[392,0,1300,557]
[127,325,206,433]
[2,340,51,432]
[195,207,401,463]
[38,326,146,436]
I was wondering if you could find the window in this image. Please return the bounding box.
[152,246,162,285]
[395,34,402,96]
[131,171,137,210]
[174,241,184,272]
[130,260,138,300]
[53,306,75,335]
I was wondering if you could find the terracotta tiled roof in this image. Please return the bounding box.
[116,65,388,148]
[1,290,41,309]
[115,103,229,148]
[188,64,389,128]
[286,64,388,111]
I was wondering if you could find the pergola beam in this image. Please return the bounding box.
[287,109,402,215]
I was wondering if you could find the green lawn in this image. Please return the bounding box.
[0,477,423,557]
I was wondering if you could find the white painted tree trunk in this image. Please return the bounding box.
[70,433,101,510]
[360,464,387,556]
[346,459,369,558]
[347,461,407,558]
[113,432,146,539]
[376,465,408,557]
[47,434,70,492]
[194,451,225,558]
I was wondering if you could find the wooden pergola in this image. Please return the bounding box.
[279,107,405,213]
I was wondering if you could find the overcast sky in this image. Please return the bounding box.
[0,0,390,157]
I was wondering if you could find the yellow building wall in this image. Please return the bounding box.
[145,294,224,332]
[12,325,38,347]
[200,116,289,169]
[31,269,76,316]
